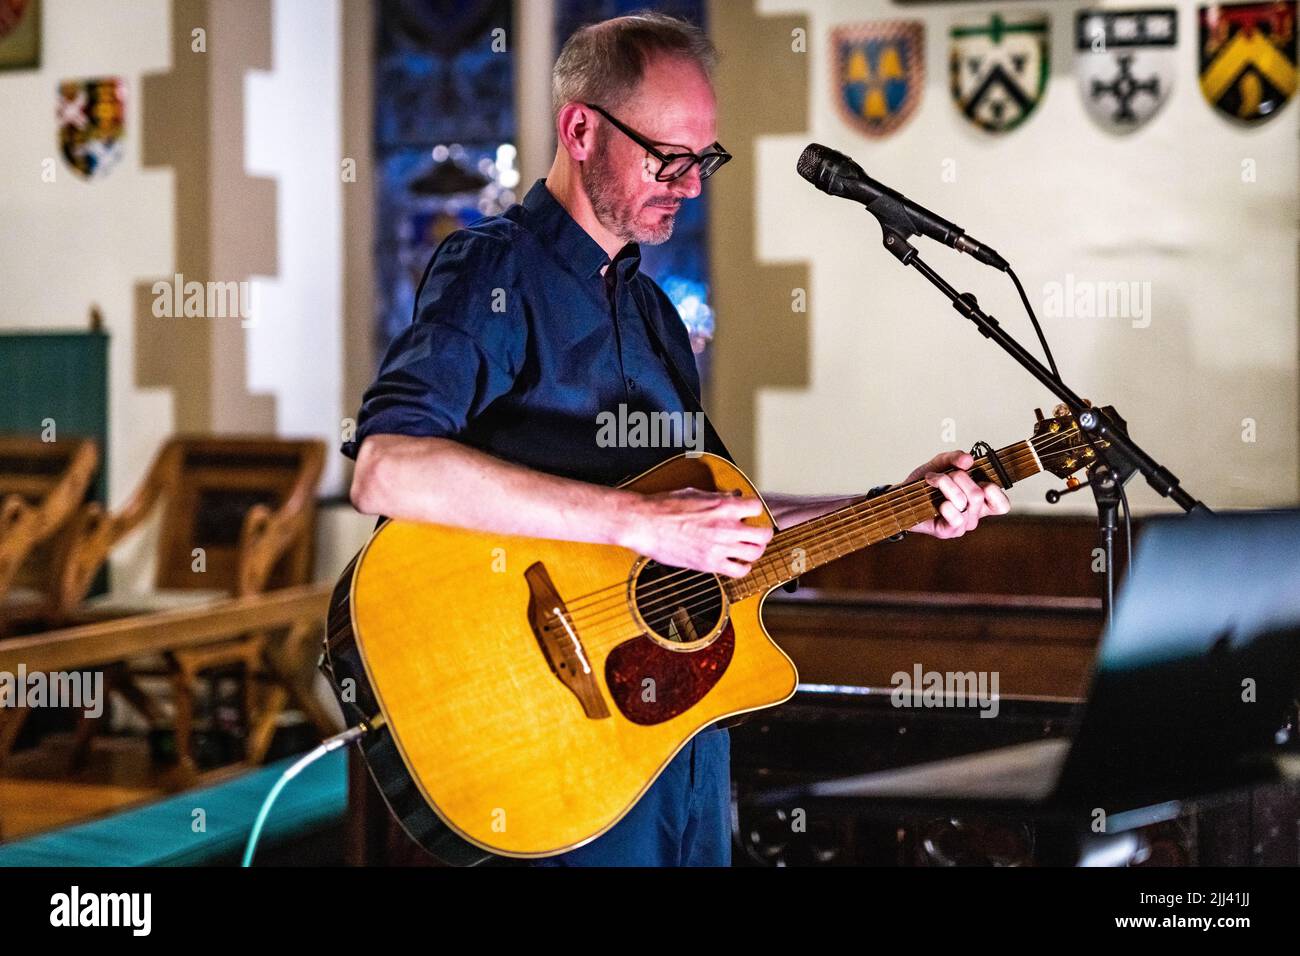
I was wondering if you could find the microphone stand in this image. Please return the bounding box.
[874,221,1213,627]
[1047,456,1137,623]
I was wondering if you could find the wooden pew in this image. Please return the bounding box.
[39,436,328,774]
[764,514,1112,699]
[765,589,1100,699]
[0,584,337,806]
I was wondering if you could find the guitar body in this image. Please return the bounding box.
[324,452,798,864]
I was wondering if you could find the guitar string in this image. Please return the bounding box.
[555,451,1022,630]
[547,436,1068,636]
[554,429,1075,617]
[564,426,1100,641]
[550,430,1078,625]
[541,433,1084,641]
[562,454,1034,642]
[555,437,1044,618]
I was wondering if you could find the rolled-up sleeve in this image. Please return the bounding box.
[342,232,525,460]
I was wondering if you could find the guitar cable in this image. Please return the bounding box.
[240,716,381,867]
[1007,266,1060,381]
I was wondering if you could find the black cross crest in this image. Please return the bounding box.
[1090,53,1161,124]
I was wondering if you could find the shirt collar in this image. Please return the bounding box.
[521,178,641,282]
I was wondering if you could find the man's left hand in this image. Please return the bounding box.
[902,451,1011,539]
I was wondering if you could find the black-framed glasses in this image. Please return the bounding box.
[584,103,731,183]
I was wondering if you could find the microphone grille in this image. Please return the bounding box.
[796,143,830,184]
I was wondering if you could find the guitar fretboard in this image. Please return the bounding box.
[724,439,1043,602]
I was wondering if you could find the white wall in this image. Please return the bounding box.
[0,0,352,589]
[245,0,345,496]
[0,0,175,518]
[752,0,1298,514]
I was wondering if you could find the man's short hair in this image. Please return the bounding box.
[552,11,718,119]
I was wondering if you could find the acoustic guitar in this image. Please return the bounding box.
[323,405,1105,864]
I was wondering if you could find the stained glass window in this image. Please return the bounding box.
[374,0,517,351]
[374,0,715,370]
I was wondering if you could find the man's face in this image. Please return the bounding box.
[582,55,718,246]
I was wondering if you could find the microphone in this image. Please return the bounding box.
[796,143,1008,271]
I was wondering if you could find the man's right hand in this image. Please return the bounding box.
[619,488,773,579]
[350,436,773,579]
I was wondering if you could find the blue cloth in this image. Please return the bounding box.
[344,178,733,866]
[530,729,731,867]
[342,178,723,486]
[0,750,347,867]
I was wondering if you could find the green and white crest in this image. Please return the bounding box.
[950,13,1050,133]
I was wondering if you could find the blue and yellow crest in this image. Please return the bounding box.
[832,21,925,138]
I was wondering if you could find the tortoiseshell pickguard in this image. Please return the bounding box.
[604,623,735,724]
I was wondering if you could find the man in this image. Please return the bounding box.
[344,13,1010,867]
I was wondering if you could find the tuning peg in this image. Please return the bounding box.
[1034,408,1045,422]
[1053,403,1070,418]
[1045,475,1091,503]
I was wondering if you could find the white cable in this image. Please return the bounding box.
[241,723,369,867]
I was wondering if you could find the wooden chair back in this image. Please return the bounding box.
[151,437,325,594]
[50,435,326,619]
[0,436,99,609]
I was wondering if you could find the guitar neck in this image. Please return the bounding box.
[726,439,1043,601]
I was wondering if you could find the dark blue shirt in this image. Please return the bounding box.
[343,179,723,485]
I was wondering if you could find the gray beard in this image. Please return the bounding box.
[582,151,675,246]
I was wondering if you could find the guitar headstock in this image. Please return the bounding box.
[1030,402,1118,480]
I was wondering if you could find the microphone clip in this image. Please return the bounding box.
[881,225,918,265]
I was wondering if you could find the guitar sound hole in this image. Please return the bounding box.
[631,560,726,646]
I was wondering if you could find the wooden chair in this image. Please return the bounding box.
[0,584,336,837]
[0,436,100,636]
[51,436,330,780]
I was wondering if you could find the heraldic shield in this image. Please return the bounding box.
[950,13,1050,133]
[1199,1,1297,123]
[58,77,126,180]
[832,21,925,138]
[1076,8,1178,132]
[0,0,40,69]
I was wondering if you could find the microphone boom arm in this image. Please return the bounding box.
[889,230,1209,516]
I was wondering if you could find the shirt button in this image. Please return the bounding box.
[626,377,637,391]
